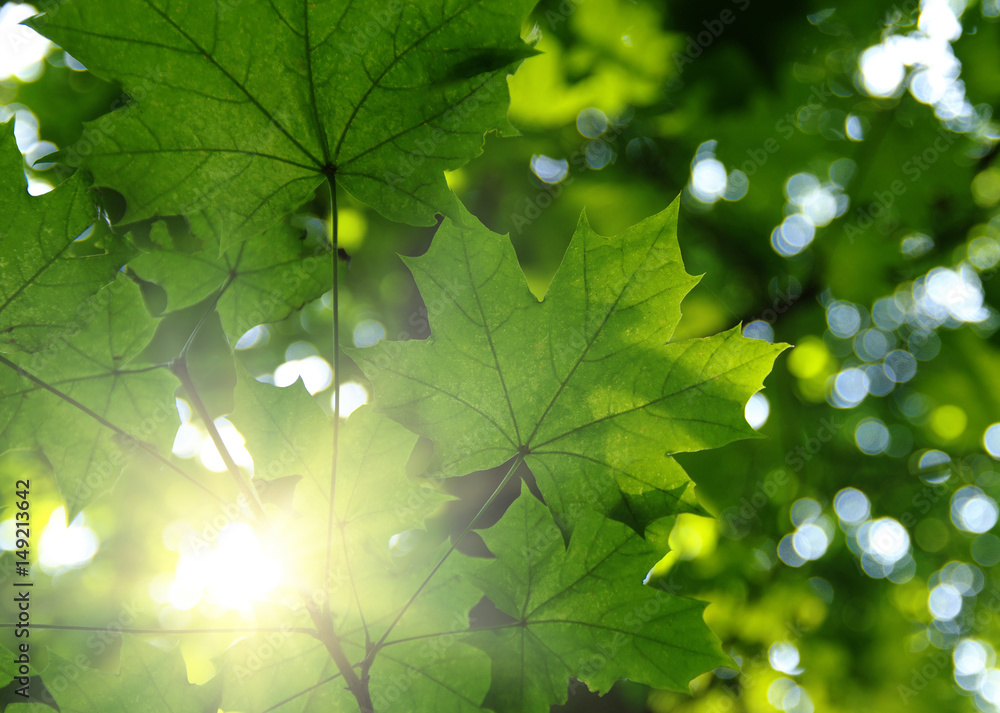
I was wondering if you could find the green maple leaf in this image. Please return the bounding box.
[220,628,490,713]
[466,485,728,712]
[10,637,220,713]
[220,628,352,713]
[0,645,16,690]
[0,123,132,354]
[130,213,332,342]
[31,0,537,243]
[352,199,787,534]
[227,378,491,710]
[230,372,479,636]
[0,274,177,516]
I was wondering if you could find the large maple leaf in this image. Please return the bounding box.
[352,199,787,534]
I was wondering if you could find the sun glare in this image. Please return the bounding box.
[38,507,100,575]
[163,522,282,615]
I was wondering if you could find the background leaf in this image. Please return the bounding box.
[9,637,220,713]
[0,274,177,516]
[0,122,131,354]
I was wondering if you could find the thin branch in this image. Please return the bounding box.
[171,357,265,520]
[0,354,227,505]
[364,454,526,668]
[304,597,374,712]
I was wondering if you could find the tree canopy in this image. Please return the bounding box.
[1,0,1000,712]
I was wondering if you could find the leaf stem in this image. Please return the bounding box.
[171,356,264,520]
[0,354,227,505]
[323,178,353,628]
[363,454,525,669]
[312,176,376,712]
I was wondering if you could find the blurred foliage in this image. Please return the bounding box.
[2,0,1000,711]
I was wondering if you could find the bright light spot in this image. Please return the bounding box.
[274,355,333,394]
[952,487,999,533]
[929,404,967,441]
[782,501,833,566]
[984,423,1000,459]
[860,43,906,96]
[336,207,368,251]
[919,0,963,41]
[854,328,895,362]
[872,297,904,330]
[585,140,614,170]
[778,534,806,568]
[667,514,716,561]
[171,423,203,459]
[846,114,865,140]
[199,418,254,474]
[285,341,316,361]
[0,4,52,81]
[855,418,890,455]
[884,350,917,382]
[917,449,951,483]
[577,108,608,138]
[786,174,844,227]
[388,529,423,557]
[744,392,770,430]
[691,158,728,203]
[332,381,369,418]
[829,367,869,408]
[37,507,99,575]
[723,170,749,201]
[235,325,269,350]
[793,523,830,560]
[865,363,895,397]
[980,669,1000,705]
[827,301,862,338]
[771,214,816,257]
[858,1,979,132]
[928,583,963,620]
[791,498,822,526]
[938,561,983,595]
[353,319,386,348]
[769,642,803,675]
[168,522,281,612]
[915,266,988,324]
[955,639,990,676]
[687,140,736,206]
[530,154,569,184]
[860,517,910,565]
[743,320,774,342]
[176,397,192,424]
[835,488,871,525]
[902,233,935,258]
[767,679,814,713]
[787,338,831,380]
